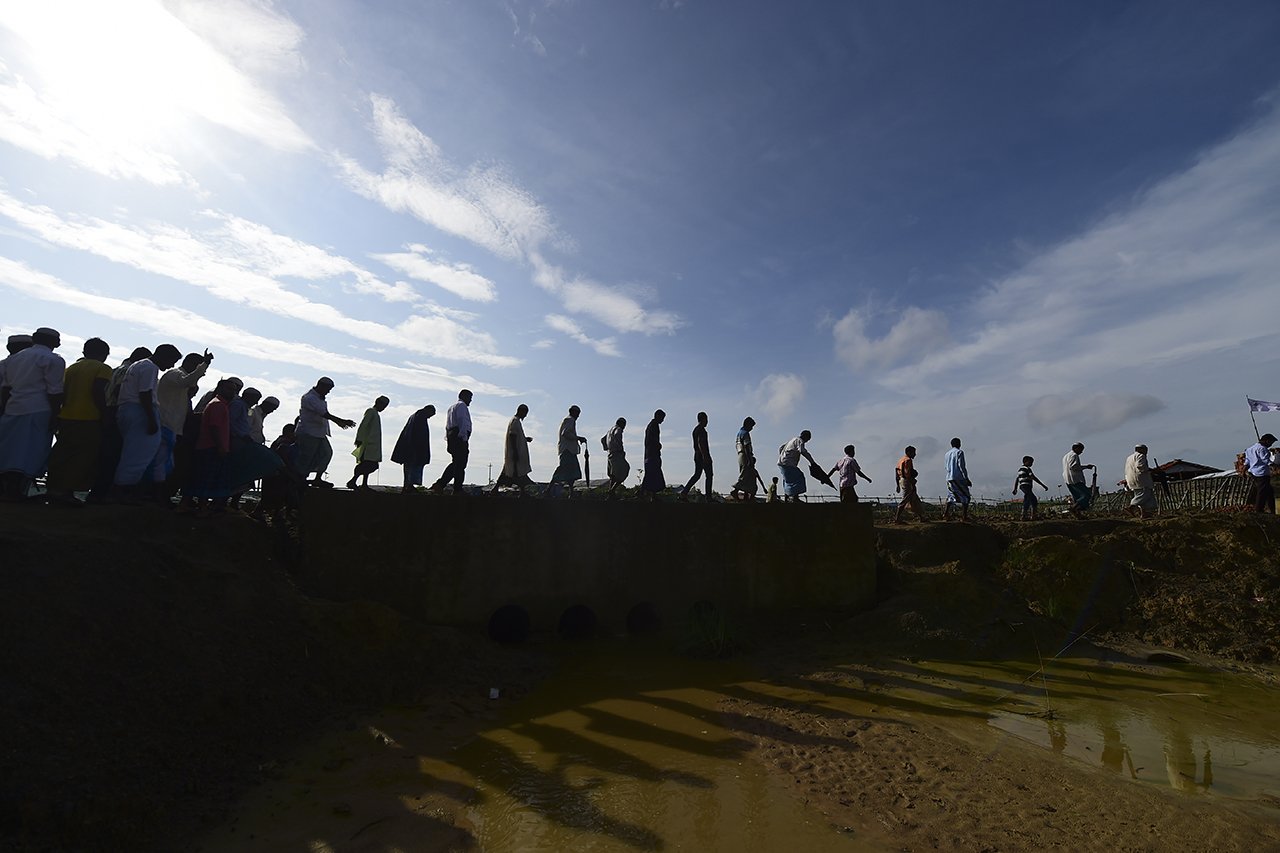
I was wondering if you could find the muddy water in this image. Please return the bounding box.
[202,642,1280,852]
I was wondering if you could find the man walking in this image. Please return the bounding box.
[0,327,65,500]
[45,337,112,504]
[1062,442,1096,516]
[829,444,872,503]
[894,445,928,523]
[641,409,666,499]
[347,396,389,490]
[496,403,534,494]
[551,405,588,496]
[113,343,182,498]
[680,412,713,500]
[295,377,356,488]
[431,389,473,494]
[603,417,629,499]
[942,437,972,522]
[1124,444,1158,519]
[777,430,818,501]
[1244,434,1277,513]
[391,404,435,493]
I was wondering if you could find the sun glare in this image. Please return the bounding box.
[3,1,244,146]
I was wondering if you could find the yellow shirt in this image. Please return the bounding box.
[60,358,112,421]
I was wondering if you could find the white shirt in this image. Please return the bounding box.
[157,362,208,434]
[248,405,268,444]
[778,436,806,467]
[297,389,330,438]
[0,344,65,416]
[445,400,472,441]
[944,447,967,482]
[558,416,580,455]
[1062,451,1085,485]
[1244,442,1274,477]
[1124,452,1153,490]
[117,359,160,406]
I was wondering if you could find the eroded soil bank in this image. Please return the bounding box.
[2,506,1278,851]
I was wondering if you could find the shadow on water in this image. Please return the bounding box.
[199,631,1280,853]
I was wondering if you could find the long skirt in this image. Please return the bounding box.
[115,402,161,485]
[190,443,282,498]
[779,463,806,496]
[607,454,630,484]
[641,454,665,492]
[47,419,103,492]
[0,410,53,477]
[551,451,582,484]
[294,434,332,475]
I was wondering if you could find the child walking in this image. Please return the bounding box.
[1013,455,1048,520]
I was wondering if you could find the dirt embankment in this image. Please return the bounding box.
[0,505,541,853]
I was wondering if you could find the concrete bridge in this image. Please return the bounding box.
[299,491,877,638]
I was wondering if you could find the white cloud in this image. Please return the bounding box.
[0,255,515,396]
[833,306,949,371]
[530,339,555,350]
[0,1,311,182]
[751,373,805,423]
[1026,392,1165,434]
[373,245,498,303]
[164,0,306,76]
[335,94,683,336]
[545,314,620,357]
[0,62,196,187]
[0,192,521,368]
[531,253,683,335]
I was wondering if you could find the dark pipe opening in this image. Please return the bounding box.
[557,604,598,641]
[626,602,661,636]
[488,604,531,644]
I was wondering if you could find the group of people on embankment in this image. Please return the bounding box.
[1,327,1277,519]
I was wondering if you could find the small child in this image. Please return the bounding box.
[766,476,779,503]
[828,444,873,503]
[1013,455,1048,520]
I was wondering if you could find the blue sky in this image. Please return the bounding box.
[2,0,1279,498]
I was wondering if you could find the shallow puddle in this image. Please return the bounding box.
[202,641,1280,852]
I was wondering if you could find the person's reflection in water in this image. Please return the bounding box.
[1047,718,1067,755]
[1100,723,1125,774]
[1163,724,1200,793]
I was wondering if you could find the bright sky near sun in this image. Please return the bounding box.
[2,0,1279,497]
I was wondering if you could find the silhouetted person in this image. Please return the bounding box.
[777,430,817,501]
[680,411,713,500]
[603,417,628,499]
[551,405,588,496]
[1013,455,1048,520]
[431,389,473,495]
[731,417,759,499]
[1063,442,1096,516]
[641,409,666,499]
[181,378,236,514]
[248,396,279,445]
[295,376,356,488]
[495,404,534,494]
[893,445,928,523]
[1124,444,1158,518]
[113,344,182,500]
[391,404,434,493]
[829,444,872,503]
[1244,433,1277,513]
[89,346,150,502]
[156,349,213,488]
[942,437,972,522]
[45,337,111,505]
[0,333,33,393]
[347,395,389,489]
[0,327,65,500]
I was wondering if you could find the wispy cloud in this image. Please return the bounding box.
[0,192,520,368]
[166,0,307,76]
[1027,392,1165,434]
[545,314,620,357]
[751,372,806,423]
[833,306,949,371]
[335,94,683,338]
[0,255,515,396]
[373,244,498,303]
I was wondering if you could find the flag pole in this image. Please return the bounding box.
[1248,397,1261,440]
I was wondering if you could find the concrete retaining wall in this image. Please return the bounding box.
[298,492,877,634]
